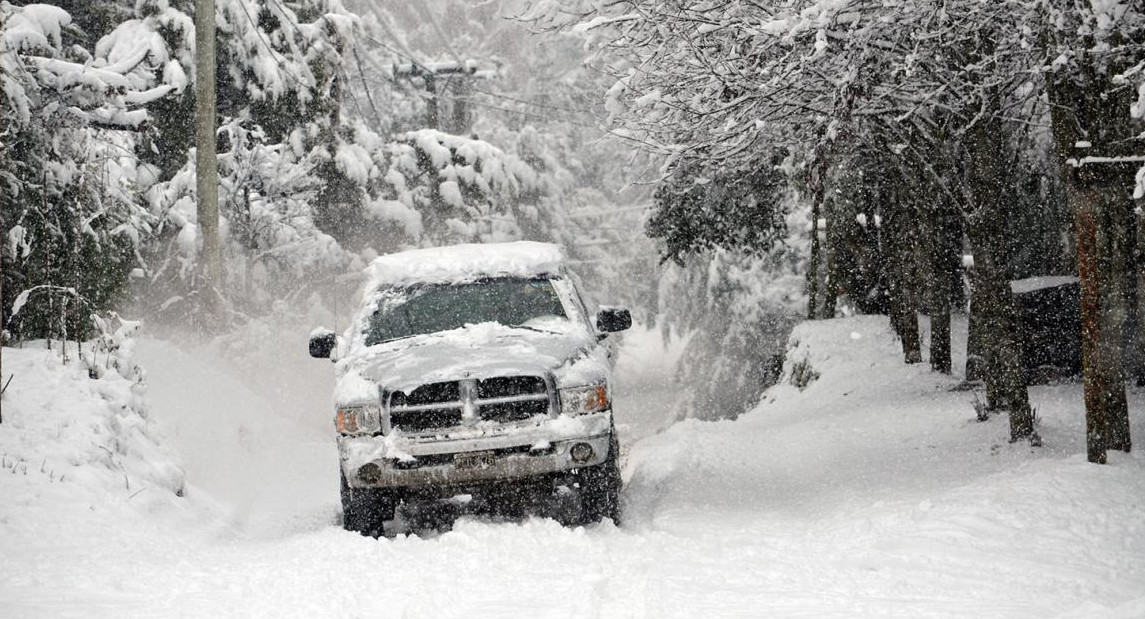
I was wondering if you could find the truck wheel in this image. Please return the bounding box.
[578,433,621,525]
[340,472,397,538]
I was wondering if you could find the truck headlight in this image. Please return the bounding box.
[335,404,382,435]
[560,383,610,416]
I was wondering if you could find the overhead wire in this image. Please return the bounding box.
[469,86,599,116]
[349,23,666,152]
[349,41,601,129]
[439,92,603,131]
[223,0,638,150]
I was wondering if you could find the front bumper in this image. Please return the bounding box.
[339,412,613,490]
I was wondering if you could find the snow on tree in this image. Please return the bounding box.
[658,186,810,421]
[94,0,197,180]
[138,118,349,322]
[525,0,1118,440]
[103,0,363,328]
[1,2,156,341]
[648,153,790,267]
[316,123,561,250]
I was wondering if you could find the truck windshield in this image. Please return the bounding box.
[364,277,568,345]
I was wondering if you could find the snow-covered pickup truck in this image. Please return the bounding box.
[309,242,631,536]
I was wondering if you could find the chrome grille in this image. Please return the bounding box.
[477,376,549,422]
[387,376,551,433]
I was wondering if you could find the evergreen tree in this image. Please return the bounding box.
[1,3,154,341]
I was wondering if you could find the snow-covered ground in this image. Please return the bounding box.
[2,316,1143,618]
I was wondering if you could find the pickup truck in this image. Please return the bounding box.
[310,242,630,536]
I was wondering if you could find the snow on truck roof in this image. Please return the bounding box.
[366,241,565,288]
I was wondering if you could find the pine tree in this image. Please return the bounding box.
[1,3,153,341]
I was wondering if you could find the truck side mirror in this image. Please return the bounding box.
[309,328,337,358]
[595,307,632,333]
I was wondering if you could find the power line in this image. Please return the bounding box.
[442,92,603,131]
[358,35,599,117]
[445,91,665,151]
[356,29,592,117]
[567,205,650,218]
[469,87,598,116]
[352,69,605,131]
[350,33,662,151]
[359,33,428,76]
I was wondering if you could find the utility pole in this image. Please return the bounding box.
[423,70,438,130]
[393,61,489,132]
[195,0,222,320]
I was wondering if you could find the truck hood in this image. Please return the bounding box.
[337,322,598,395]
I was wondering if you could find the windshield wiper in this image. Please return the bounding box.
[379,333,419,344]
[509,323,563,335]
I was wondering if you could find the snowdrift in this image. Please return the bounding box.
[0,342,185,516]
[625,315,1145,617]
[131,338,338,533]
[0,341,203,614]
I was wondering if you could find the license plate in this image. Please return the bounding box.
[454,451,495,469]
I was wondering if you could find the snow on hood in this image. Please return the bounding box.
[334,321,607,400]
[365,241,564,290]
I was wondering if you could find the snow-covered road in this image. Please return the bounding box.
[3,318,1144,618]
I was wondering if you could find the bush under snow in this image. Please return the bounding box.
[0,332,186,529]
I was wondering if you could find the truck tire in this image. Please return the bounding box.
[340,472,398,538]
[578,432,621,525]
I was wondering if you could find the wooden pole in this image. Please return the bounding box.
[195,0,222,321]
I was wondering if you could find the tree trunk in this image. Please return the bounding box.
[805,135,839,321]
[1047,67,1135,463]
[963,108,1036,443]
[823,197,839,318]
[1131,204,1140,384]
[807,194,821,319]
[929,277,952,373]
[1135,206,1145,387]
[966,224,1033,439]
[965,280,987,382]
[1068,166,1133,461]
[885,190,922,364]
[967,272,1004,409]
[1,204,4,421]
[195,0,222,320]
[926,196,958,374]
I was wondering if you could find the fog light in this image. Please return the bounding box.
[357,462,382,484]
[570,443,594,463]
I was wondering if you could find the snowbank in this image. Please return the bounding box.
[131,337,339,535]
[0,341,207,613]
[0,342,185,509]
[624,315,1145,616]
